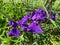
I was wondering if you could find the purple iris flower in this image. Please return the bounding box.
[19,21,43,34]
[35,8,46,16]
[50,12,56,20]
[31,8,47,21]
[7,20,17,27]
[47,8,56,20]
[31,10,36,17]
[7,20,14,26]
[21,24,28,31]
[28,21,43,34]
[17,13,31,26]
[8,27,20,37]
[47,8,51,14]
[7,20,20,37]
[7,8,56,36]
[32,13,46,21]
[16,9,44,34]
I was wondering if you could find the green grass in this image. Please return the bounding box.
[0,0,60,45]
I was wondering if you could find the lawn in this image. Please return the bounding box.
[0,0,60,45]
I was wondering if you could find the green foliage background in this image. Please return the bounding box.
[0,0,60,45]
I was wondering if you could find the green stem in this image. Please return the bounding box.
[41,0,57,28]
[41,0,49,18]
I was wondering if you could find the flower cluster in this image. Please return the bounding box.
[7,8,56,37]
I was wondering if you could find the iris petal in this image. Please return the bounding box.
[8,28,20,37]
[31,8,46,21]
[21,24,28,31]
[7,20,17,27]
[28,21,43,34]
[17,13,31,25]
[50,12,56,20]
